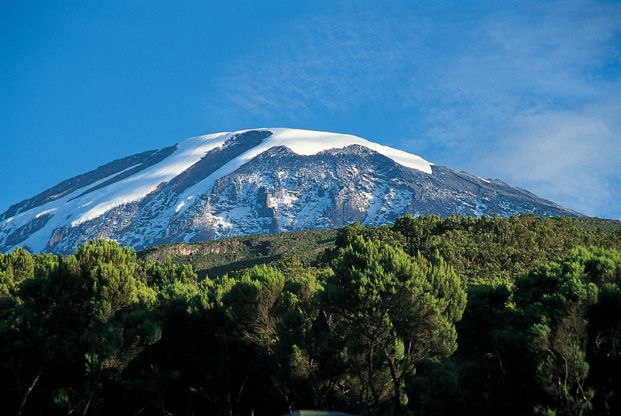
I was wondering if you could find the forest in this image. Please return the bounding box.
[1,214,621,415]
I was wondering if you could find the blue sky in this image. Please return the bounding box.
[1,0,620,219]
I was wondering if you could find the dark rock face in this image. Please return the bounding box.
[164,145,575,244]
[165,130,272,194]
[1,145,177,220]
[0,129,579,254]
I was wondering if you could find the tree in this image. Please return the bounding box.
[0,240,160,415]
[321,236,466,414]
[513,247,621,415]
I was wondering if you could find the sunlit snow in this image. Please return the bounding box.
[0,128,433,252]
[175,128,432,213]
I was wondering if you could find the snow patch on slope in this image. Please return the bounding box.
[1,127,435,252]
[69,132,232,226]
[0,132,232,251]
[175,128,433,213]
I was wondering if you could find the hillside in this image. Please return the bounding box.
[140,229,337,278]
[140,215,621,282]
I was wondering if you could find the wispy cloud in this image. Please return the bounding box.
[409,0,621,217]
[484,103,621,216]
[207,2,420,122]
[206,0,621,218]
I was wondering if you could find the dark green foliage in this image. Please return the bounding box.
[320,237,465,413]
[329,214,621,286]
[0,215,620,415]
[407,245,621,416]
[0,241,160,415]
[140,229,337,278]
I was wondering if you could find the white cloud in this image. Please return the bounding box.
[484,102,621,217]
[405,0,621,218]
[205,0,621,218]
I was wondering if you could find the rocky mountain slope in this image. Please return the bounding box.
[0,128,579,253]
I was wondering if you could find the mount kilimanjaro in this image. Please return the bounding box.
[0,128,578,254]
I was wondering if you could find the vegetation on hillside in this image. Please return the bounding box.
[140,229,337,278]
[1,215,620,415]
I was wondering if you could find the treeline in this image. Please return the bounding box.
[0,215,620,415]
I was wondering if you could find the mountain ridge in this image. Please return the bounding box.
[0,128,580,253]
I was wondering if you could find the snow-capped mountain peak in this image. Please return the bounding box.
[174,128,433,214]
[0,128,577,254]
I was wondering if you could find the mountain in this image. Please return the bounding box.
[0,128,579,254]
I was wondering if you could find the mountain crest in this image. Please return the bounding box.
[0,128,578,253]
